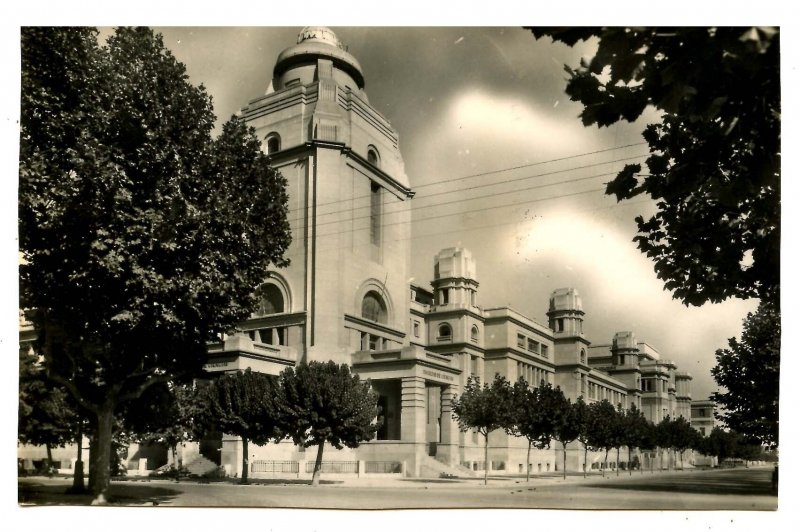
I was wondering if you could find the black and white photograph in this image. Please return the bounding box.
[7,2,794,530]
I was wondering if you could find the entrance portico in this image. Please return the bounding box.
[351,345,461,475]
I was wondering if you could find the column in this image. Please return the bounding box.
[400,376,426,476]
[400,376,426,443]
[437,384,461,466]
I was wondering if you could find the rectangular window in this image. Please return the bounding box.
[527,338,535,352]
[541,345,549,358]
[369,334,379,351]
[370,182,381,246]
[557,318,564,332]
[517,334,525,348]
[442,288,450,305]
[413,321,420,338]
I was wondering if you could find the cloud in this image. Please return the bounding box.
[445,88,601,156]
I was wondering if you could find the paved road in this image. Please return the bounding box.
[19,467,777,510]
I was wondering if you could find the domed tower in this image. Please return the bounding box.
[426,247,484,369]
[611,331,639,367]
[547,288,585,338]
[548,288,591,400]
[231,28,414,366]
[432,247,479,310]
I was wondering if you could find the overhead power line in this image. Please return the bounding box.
[299,169,625,231]
[289,152,649,229]
[284,142,649,215]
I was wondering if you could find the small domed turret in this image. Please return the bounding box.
[547,288,585,337]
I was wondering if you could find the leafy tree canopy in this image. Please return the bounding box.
[279,361,379,451]
[18,348,76,450]
[531,27,779,306]
[19,26,291,500]
[712,301,780,448]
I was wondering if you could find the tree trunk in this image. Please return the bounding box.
[311,441,325,487]
[562,444,567,480]
[71,422,85,492]
[241,437,249,484]
[583,444,588,479]
[88,434,98,491]
[171,445,179,482]
[603,449,609,478]
[629,445,633,476]
[484,432,489,485]
[45,443,53,476]
[526,441,531,482]
[91,402,114,505]
[616,447,620,476]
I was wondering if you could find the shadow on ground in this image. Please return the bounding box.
[585,469,775,496]
[18,480,180,506]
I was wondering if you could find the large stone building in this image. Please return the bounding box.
[19,27,703,478]
[193,27,700,477]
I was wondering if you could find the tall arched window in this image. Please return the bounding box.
[361,291,387,324]
[580,349,586,364]
[438,323,452,340]
[367,146,380,167]
[266,133,281,154]
[255,283,284,315]
[471,325,479,342]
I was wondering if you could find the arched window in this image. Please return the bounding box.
[580,349,586,364]
[255,283,284,315]
[367,146,380,167]
[266,133,281,154]
[361,291,387,324]
[471,325,479,342]
[438,323,452,340]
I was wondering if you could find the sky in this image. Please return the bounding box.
[146,25,759,402]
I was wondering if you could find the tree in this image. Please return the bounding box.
[639,420,658,474]
[124,381,202,478]
[279,361,379,487]
[540,385,581,480]
[18,348,75,473]
[530,27,779,307]
[19,27,291,503]
[199,370,283,484]
[620,404,649,475]
[573,397,593,478]
[585,400,618,477]
[452,374,512,485]
[669,417,698,470]
[506,378,557,482]
[655,416,674,470]
[712,301,780,448]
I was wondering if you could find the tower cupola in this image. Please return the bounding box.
[547,288,585,337]
[432,247,479,309]
[272,26,365,92]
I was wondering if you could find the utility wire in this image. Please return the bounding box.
[283,195,654,258]
[297,156,648,232]
[292,154,648,230]
[282,142,649,215]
